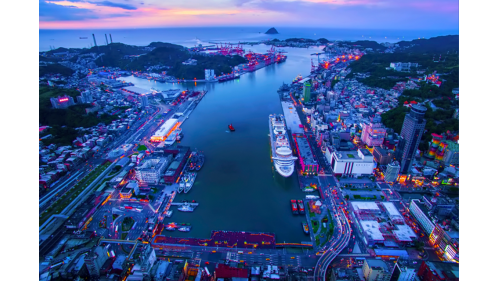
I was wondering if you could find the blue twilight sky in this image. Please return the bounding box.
[39,0,459,30]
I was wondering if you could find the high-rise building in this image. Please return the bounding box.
[373,147,394,165]
[362,259,393,281]
[204,69,215,81]
[303,81,311,102]
[397,104,427,174]
[385,161,400,183]
[140,94,149,108]
[409,199,435,235]
[84,246,109,277]
[390,262,417,281]
[361,122,387,147]
[442,141,459,165]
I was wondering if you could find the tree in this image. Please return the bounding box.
[344,195,349,200]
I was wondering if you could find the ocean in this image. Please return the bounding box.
[39,27,458,51]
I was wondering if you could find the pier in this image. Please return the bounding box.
[170,202,199,206]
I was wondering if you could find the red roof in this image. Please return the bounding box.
[410,101,418,104]
[215,264,248,278]
[404,101,409,104]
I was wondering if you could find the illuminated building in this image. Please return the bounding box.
[350,201,416,247]
[397,104,427,174]
[292,133,318,175]
[329,148,375,177]
[361,122,387,147]
[384,161,400,183]
[135,156,171,184]
[416,261,459,281]
[150,119,181,142]
[429,224,459,263]
[84,246,109,278]
[303,81,311,102]
[50,95,75,109]
[362,259,393,281]
[119,180,139,199]
[408,200,435,235]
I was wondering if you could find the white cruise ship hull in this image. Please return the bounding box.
[269,114,297,178]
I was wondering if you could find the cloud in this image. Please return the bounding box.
[90,1,137,10]
[40,0,100,21]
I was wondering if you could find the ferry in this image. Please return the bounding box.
[269,114,297,177]
[302,222,309,234]
[178,203,195,212]
[291,200,298,215]
[298,200,305,215]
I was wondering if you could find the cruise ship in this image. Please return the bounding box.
[269,114,297,177]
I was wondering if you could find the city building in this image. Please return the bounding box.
[428,224,459,263]
[121,86,151,96]
[50,95,76,109]
[135,156,172,184]
[416,261,459,281]
[350,201,417,247]
[361,122,387,147]
[119,180,139,199]
[150,119,181,142]
[384,161,400,183]
[362,259,394,281]
[327,148,375,177]
[396,104,427,174]
[84,246,109,278]
[205,69,215,81]
[140,94,149,108]
[127,244,157,280]
[303,81,311,102]
[292,133,319,175]
[389,62,419,72]
[442,141,459,166]
[163,146,191,183]
[390,262,417,281]
[409,199,435,235]
[373,147,394,165]
[213,263,249,280]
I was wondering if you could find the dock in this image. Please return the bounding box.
[170,202,199,206]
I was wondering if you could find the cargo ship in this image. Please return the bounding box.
[291,200,298,215]
[302,222,309,234]
[298,200,305,215]
[269,114,297,177]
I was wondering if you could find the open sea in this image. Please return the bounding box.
[39,27,458,51]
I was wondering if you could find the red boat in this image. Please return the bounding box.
[291,200,298,215]
[298,200,305,214]
[228,124,235,131]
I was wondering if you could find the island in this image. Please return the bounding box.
[265,27,279,34]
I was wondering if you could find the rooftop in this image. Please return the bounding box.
[122,86,151,95]
[360,220,384,240]
[351,201,380,211]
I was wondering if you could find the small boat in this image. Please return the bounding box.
[302,222,309,234]
[177,184,184,193]
[166,210,173,218]
[228,124,235,131]
[178,203,194,212]
[298,200,305,215]
[291,200,298,215]
[79,37,88,39]
[178,226,192,232]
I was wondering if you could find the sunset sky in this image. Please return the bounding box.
[39,0,459,30]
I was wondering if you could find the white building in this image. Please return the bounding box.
[135,156,171,184]
[328,148,375,176]
[362,259,393,281]
[389,62,419,72]
[204,69,215,81]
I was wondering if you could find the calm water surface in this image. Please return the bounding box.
[119,46,319,243]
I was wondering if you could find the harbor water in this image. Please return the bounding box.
[119,46,320,243]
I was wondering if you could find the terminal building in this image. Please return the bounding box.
[292,133,318,175]
[150,119,181,143]
[326,148,375,177]
[135,156,172,184]
[350,201,417,248]
[121,86,151,96]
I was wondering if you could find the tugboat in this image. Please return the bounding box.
[189,152,198,171]
[228,124,235,132]
[291,200,298,215]
[302,222,309,234]
[298,200,305,215]
[196,153,204,171]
